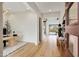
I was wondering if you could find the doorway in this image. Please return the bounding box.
[49,24,58,35]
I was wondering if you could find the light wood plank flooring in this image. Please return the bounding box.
[7,35,72,57]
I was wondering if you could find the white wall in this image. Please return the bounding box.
[47,17,60,24]
[69,35,78,57]
[4,11,39,45]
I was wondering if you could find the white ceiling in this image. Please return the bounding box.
[3,2,65,18]
[3,2,32,13]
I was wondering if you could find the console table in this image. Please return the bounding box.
[3,36,16,47]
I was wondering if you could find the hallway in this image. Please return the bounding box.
[2,2,77,57]
[7,35,72,57]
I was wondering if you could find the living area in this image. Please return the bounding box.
[3,3,26,56]
[3,2,39,56]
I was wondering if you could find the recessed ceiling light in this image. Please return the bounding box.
[49,9,52,12]
[26,7,30,10]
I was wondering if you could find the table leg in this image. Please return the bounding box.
[3,40,6,47]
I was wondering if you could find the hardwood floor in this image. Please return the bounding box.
[7,35,72,57]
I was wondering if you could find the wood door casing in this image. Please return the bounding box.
[39,17,42,42]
